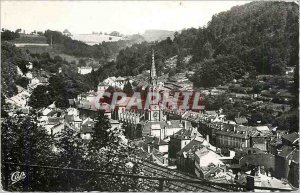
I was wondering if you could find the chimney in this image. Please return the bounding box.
[206,135,209,142]
[147,145,151,153]
[233,125,236,132]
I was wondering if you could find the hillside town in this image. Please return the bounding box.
[1,1,299,192]
[3,49,298,191]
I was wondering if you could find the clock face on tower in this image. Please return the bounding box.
[152,111,159,121]
[149,105,160,121]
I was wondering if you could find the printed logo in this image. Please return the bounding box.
[11,171,26,184]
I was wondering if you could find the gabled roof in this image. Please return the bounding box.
[252,137,267,144]
[80,124,94,134]
[48,117,63,125]
[278,145,294,158]
[144,136,168,146]
[82,117,95,126]
[98,82,109,86]
[165,120,184,129]
[205,111,217,115]
[235,117,248,125]
[52,123,64,131]
[65,115,74,123]
[282,132,299,144]
[176,138,206,156]
[172,128,201,140]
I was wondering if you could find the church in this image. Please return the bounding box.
[117,50,184,139]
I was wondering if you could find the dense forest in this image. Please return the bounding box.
[100,1,299,87]
[1,42,26,97]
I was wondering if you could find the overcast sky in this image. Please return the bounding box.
[1,1,250,35]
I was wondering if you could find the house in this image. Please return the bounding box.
[63,29,72,36]
[97,82,109,93]
[30,77,40,85]
[176,137,210,174]
[288,149,299,188]
[281,132,299,147]
[25,71,33,79]
[142,136,169,154]
[250,137,268,152]
[103,76,117,87]
[115,76,126,89]
[215,125,251,149]
[236,169,293,191]
[44,117,64,135]
[37,77,49,84]
[250,127,272,152]
[78,67,92,75]
[65,114,82,130]
[66,107,79,116]
[50,123,65,136]
[194,147,224,179]
[79,124,94,140]
[275,145,299,186]
[268,136,283,155]
[239,153,276,176]
[110,119,122,130]
[6,94,27,108]
[168,127,202,158]
[79,117,95,140]
[234,117,248,125]
[149,148,169,166]
[137,120,184,140]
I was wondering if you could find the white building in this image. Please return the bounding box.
[78,67,93,75]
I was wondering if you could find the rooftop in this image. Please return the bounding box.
[282,132,299,144]
[176,137,207,156]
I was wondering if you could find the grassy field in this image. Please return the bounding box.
[12,34,102,66]
[71,34,125,45]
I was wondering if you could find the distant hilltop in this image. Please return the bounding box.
[142,30,176,42]
[70,29,177,45]
[71,34,125,45]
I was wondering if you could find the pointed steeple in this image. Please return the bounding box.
[151,49,156,78]
[150,49,157,86]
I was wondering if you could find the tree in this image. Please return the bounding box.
[1,42,22,97]
[15,77,30,88]
[191,55,246,88]
[1,116,57,191]
[78,59,86,67]
[1,29,20,41]
[88,112,111,151]
[274,109,299,132]
[176,52,185,73]
[123,80,133,97]
[55,124,86,191]
[168,68,176,77]
[28,85,54,109]
[1,94,8,118]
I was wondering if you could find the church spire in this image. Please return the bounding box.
[151,49,156,79]
[149,49,158,87]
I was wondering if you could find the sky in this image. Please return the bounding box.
[1,1,250,35]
